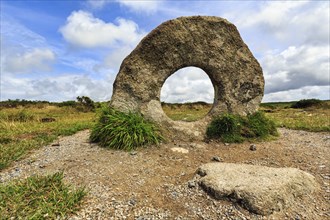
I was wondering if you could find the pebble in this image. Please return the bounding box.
[189,143,205,149]
[170,147,189,154]
[249,144,257,151]
[188,180,196,188]
[211,156,222,162]
[128,198,137,206]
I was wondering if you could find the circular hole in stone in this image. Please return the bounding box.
[160,66,214,122]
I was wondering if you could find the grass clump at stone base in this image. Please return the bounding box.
[0,172,86,219]
[206,111,278,143]
[90,108,163,150]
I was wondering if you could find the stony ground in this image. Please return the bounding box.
[0,128,329,219]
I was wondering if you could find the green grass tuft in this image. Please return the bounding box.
[0,172,86,219]
[206,112,278,143]
[245,111,278,138]
[90,108,163,150]
[206,113,244,143]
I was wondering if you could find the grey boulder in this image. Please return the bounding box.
[197,163,318,215]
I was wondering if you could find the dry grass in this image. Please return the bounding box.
[0,105,95,170]
[161,102,212,121]
[263,107,330,132]
[162,101,330,132]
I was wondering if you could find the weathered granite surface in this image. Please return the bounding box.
[197,163,318,215]
[110,16,264,140]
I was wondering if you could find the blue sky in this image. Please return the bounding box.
[1,0,329,103]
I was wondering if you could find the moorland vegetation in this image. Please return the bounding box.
[0,98,329,218]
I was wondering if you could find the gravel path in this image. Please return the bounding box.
[1,128,329,219]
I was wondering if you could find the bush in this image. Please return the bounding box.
[57,100,77,107]
[206,114,244,143]
[291,99,322,109]
[206,112,278,143]
[245,111,278,138]
[90,108,163,150]
[7,110,35,122]
[76,96,95,112]
[57,97,96,112]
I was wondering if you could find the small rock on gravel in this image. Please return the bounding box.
[188,180,196,188]
[130,151,138,156]
[171,147,189,154]
[249,144,257,151]
[211,156,222,162]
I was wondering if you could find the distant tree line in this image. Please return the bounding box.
[0,96,103,112]
[291,99,323,109]
[0,99,50,108]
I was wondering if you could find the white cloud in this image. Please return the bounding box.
[94,46,133,73]
[263,85,330,102]
[87,0,162,13]
[161,67,214,103]
[263,45,329,94]
[86,0,108,9]
[230,1,329,47]
[224,1,330,102]
[117,0,162,14]
[3,48,56,74]
[236,1,307,29]
[0,14,57,75]
[2,1,329,103]
[59,10,145,48]
[1,14,49,49]
[1,73,115,102]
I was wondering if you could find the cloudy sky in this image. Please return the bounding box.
[0,0,329,103]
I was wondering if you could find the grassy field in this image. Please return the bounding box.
[0,99,329,218]
[260,102,330,132]
[0,104,95,218]
[0,105,96,170]
[161,102,212,121]
[163,100,330,132]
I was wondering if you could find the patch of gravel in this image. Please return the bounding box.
[1,128,329,219]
